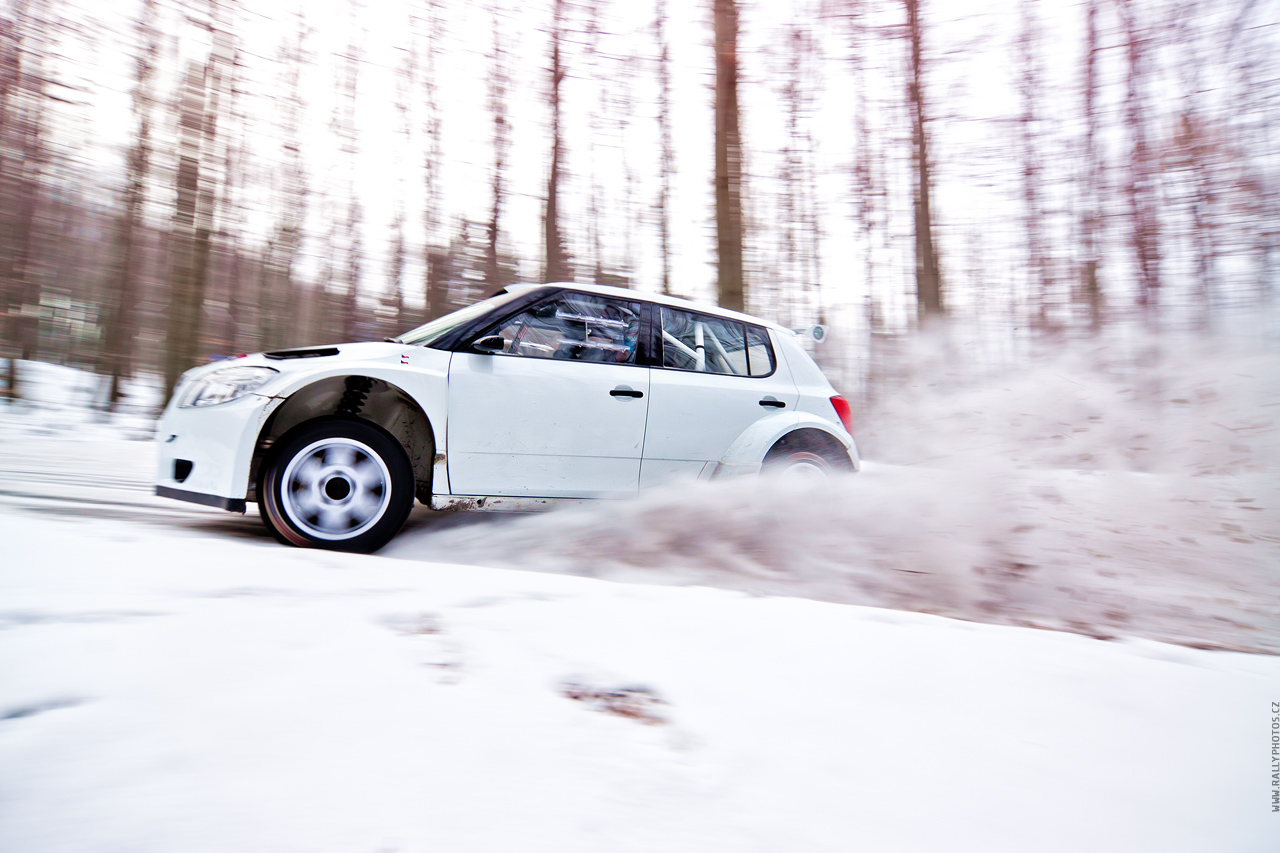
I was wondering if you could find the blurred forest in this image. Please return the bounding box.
[0,0,1276,410]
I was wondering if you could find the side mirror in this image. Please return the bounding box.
[471,335,505,354]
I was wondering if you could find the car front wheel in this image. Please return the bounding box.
[260,419,414,553]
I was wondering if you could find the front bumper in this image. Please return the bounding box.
[154,392,279,510]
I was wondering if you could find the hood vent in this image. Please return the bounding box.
[264,346,340,360]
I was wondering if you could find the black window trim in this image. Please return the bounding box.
[650,304,777,379]
[745,323,777,378]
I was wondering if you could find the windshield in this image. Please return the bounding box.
[394,290,525,347]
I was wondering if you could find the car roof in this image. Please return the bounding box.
[505,282,795,335]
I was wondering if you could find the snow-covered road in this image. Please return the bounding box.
[2,343,1278,851]
[2,508,1277,853]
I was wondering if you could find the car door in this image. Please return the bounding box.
[447,290,649,499]
[640,306,798,488]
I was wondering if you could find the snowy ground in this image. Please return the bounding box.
[1,342,1278,851]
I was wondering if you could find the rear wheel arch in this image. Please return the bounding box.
[762,428,855,473]
[249,375,436,504]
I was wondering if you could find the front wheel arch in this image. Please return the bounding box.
[249,375,435,504]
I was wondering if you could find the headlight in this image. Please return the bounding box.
[177,366,279,408]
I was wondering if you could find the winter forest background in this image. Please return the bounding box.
[0,0,1277,409]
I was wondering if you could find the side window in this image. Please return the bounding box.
[660,307,749,376]
[486,292,642,364]
[746,325,774,377]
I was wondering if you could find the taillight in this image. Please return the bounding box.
[830,395,854,435]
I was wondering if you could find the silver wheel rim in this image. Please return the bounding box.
[280,437,392,540]
[778,453,830,483]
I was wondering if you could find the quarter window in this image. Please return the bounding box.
[746,325,774,377]
[485,292,642,364]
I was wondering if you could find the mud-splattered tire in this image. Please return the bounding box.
[761,431,853,481]
[259,419,414,553]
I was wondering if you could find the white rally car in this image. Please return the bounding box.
[156,283,859,552]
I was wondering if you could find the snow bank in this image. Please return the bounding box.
[0,360,158,442]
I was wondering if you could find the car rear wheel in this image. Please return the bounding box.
[260,419,414,553]
[761,431,851,482]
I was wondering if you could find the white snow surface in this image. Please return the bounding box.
[1,339,1278,851]
[2,513,1276,852]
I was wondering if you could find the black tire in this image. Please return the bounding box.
[761,430,853,480]
[257,495,292,546]
[259,419,414,553]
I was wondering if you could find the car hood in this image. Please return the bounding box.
[174,341,427,387]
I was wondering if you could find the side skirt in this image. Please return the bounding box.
[429,495,591,513]
[156,486,247,513]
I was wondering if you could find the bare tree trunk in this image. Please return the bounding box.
[0,12,18,400]
[419,0,448,320]
[1172,6,1218,331]
[427,245,452,318]
[654,0,673,295]
[713,0,745,312]
[1119,0,1160,329]
[1080,0,1103,333]
[905,0,942,324]
[385,15,413,336]
[793,21,824,330]
[778,23,799,326]
[0,0,45,400]
[226,243,244,353]
[618,42,637,288]
[340,196,362,342]
[9,67,40,371]
[163,13,230,398]
[1019,0,1051,333]
[261,12,307,351]
[776,17,820,326]
[540,0,570,284]
[163,61,211,401]
[192,22,231,358]
[485,4,509,291]
[100,0,158,410]
[333,11,362,342]
[1188,140,1216,328]
[1225,0,1279,307]
[586,1,604,285]
[385,222,405,335]
[213,35,248,358]
[543,0,570,283]
[846,3,882,375]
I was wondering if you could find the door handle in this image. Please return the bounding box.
[759,397,786,408]
[610,387,644,399]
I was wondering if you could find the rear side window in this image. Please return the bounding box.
[659,307,774,377]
